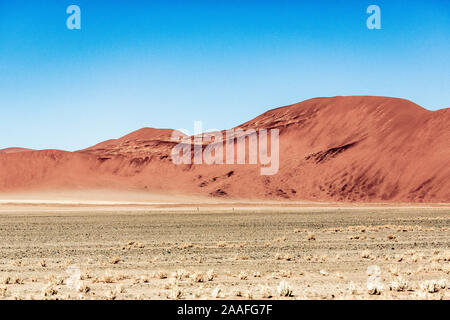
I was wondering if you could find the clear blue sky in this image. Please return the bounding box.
[1,0,449,150]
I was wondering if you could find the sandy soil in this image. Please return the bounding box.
[0,199,448,300]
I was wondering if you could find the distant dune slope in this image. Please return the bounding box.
[0,96,449,202]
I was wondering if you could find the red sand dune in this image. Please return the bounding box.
[0,96,449,202]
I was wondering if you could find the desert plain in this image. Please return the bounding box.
[0,191,448,300]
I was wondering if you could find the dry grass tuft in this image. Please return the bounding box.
[172,269,190,280]
[259,285,273,298]
[178,243,194,250]
[43,285,58,297]
[319,269,329,276]
[307,233,316,241]
[109,256,122,264]
[0,286,7,298]
[168,287,184,299]
[133,275,150,284]
[284,253,294,261]
[361,250,375,260]
[348,282,358,295]
[155,271,168,279]
[1,276,11,285]
[389,277,412,292]
[277,280,293,297]
[206,269,217,281]
[93,270,117,283]
[419,280,440,293]
[192,272,206,283]
[211,286,224,298]
[46,275,64,285]
[79,284,91,294]
[106,289,117,300]
[216,241,227,248]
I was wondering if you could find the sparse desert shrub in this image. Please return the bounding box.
[80,270,91,280]
[169,287,184,299]
[235,242,247,248]
[46,275,64,286]
[367,265,383,295]
[348,282,358,295]
[280,270,292,278]
[234,255,249,261]
[192,272,206,283]
[420,280,440,293]
[43,285,58,297]
[274,236,287,243]
[1,276,11,285]
[272,270,292,279]
[238,271,248,280]
[106,289,117,300]
[319,269,328,276]
[233,289,243,297]
[216,241,227,248]
[178,242,194,249]
[211,286,223,298]
[437,278,447,289]
[79,284,91,294]
[277,280,293,297]
[173,269,189,280]
[155,271,168,279]
[12,276,24,285]
[389,277,411,292]
[39,259,47,268]
[387,265,400,276]
[109,256,122,264]
[206,269,216,281]
[12,260,22,267]
[0,286,7,298]
[94,270,116,283]
[284,254,293,261]
[367,282,382,295]
[133,275,148,284]
[361,250,372,259]
[387,234,396,240]
[259,285,273,298]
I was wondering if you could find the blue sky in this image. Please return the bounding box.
[0,0,449,150]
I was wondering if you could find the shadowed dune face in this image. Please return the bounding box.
[0,96,449,202]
